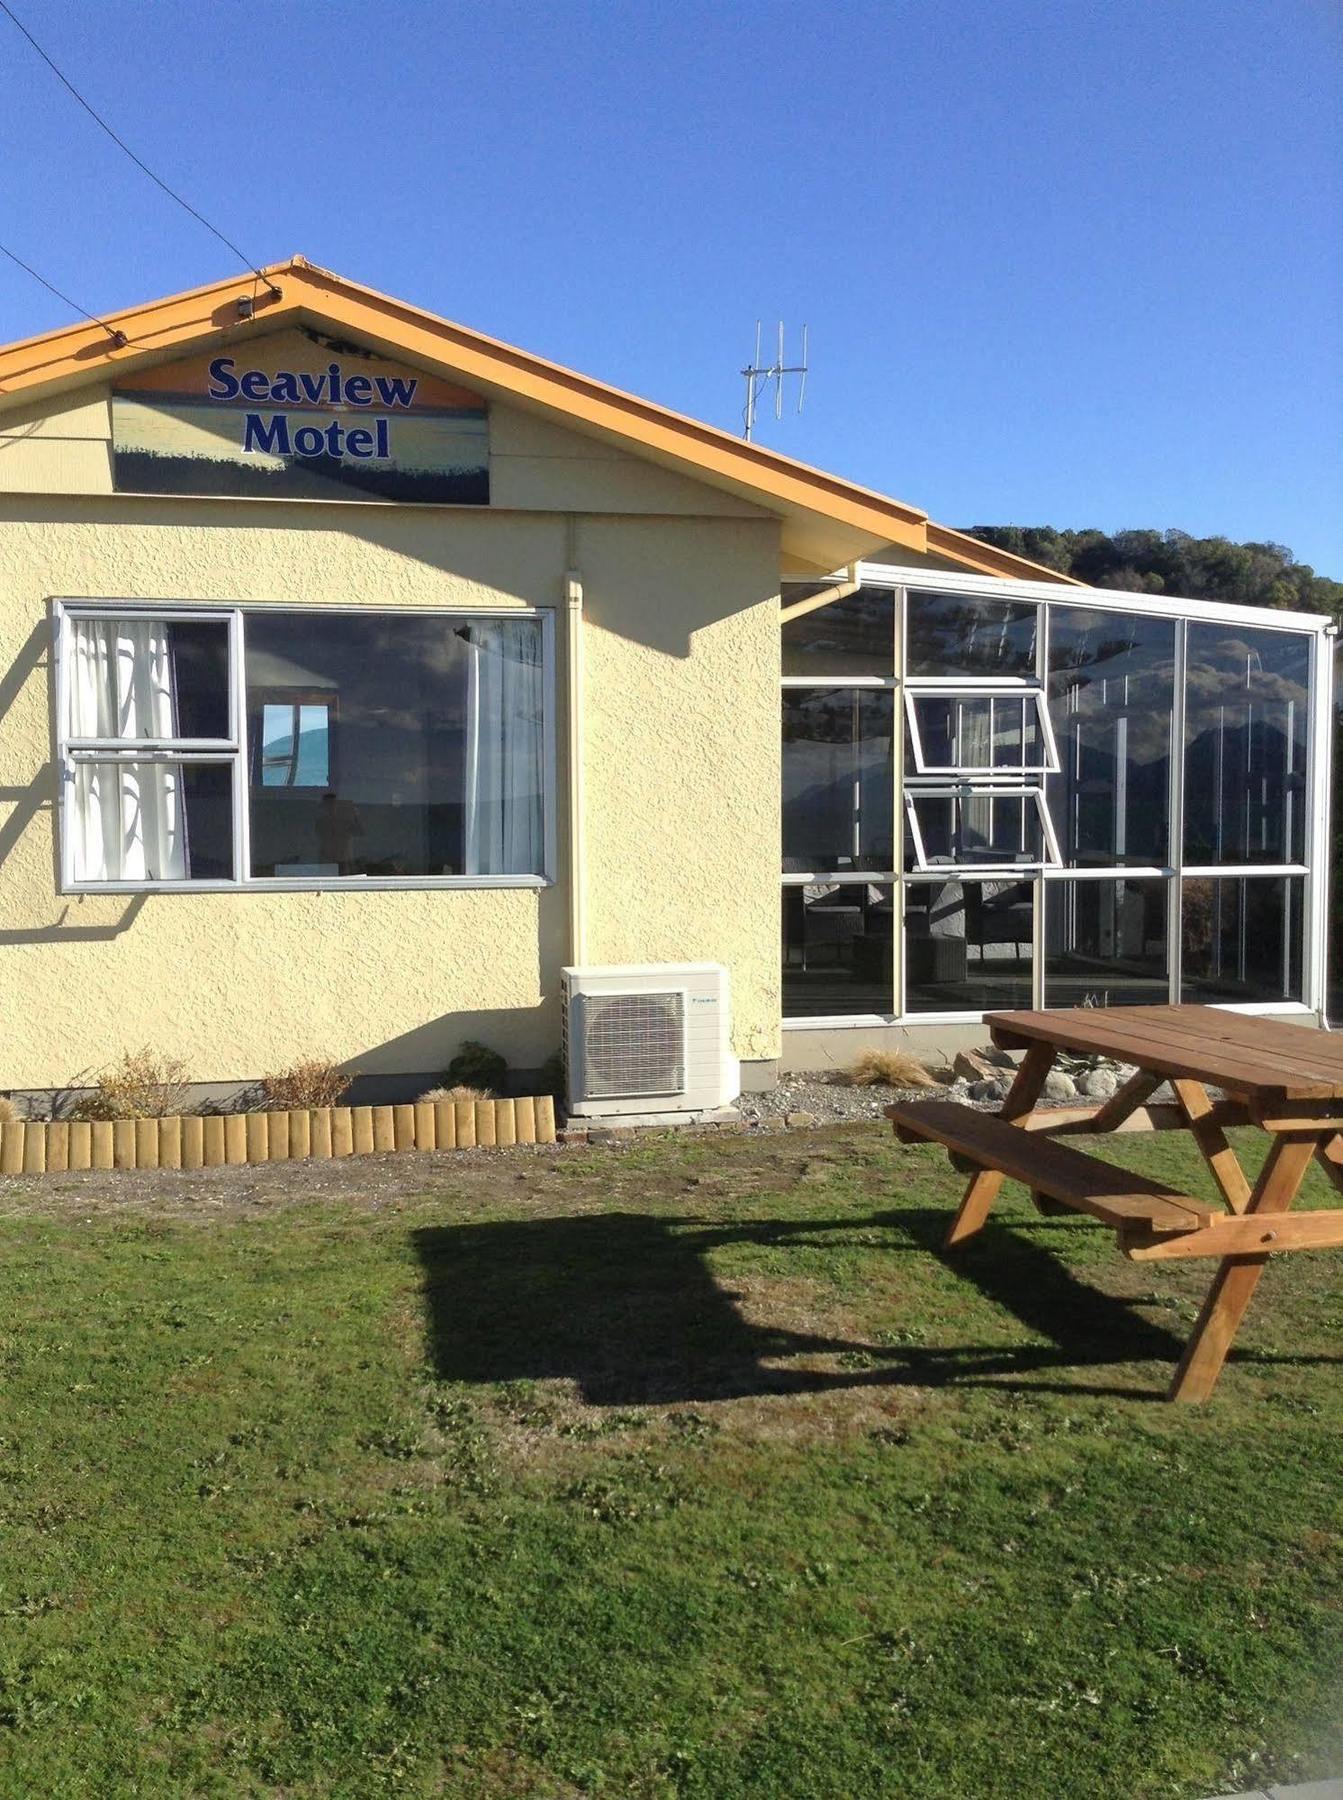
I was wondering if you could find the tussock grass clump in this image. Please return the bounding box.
[261,1059,350,1111]
[69,1049,192,1120]
[419,1084,492,1104]
[0,1097,14,1124]
[845,1048,936,1089]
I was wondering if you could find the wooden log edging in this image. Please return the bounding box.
[0,1095,557,1176]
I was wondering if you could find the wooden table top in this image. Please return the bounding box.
[985,1004,1343,1103]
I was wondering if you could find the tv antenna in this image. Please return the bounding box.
[741,320,808,441]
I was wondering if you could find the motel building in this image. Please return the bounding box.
[0,258,1333,1119]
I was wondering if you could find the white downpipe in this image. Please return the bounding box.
[778,563,861,625]
[565,563,586,964]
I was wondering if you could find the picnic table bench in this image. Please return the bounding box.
[886,1004,1343,1401]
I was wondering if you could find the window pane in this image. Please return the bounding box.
[782,688,893,871]
[245,613,544,879]
[1047,607,1175,867]
[905,591,1037,677]
[904,877,1035,1012]
[905,791,1044,867]
[783,882,893,1017]
[1184,624,1310,865]
[71,761,233,882]
[1181,876,1305,1004]
[1045,877,1170,1007]
[781,585,894,676]
[907,693,1046,771]
[68,616,230,741]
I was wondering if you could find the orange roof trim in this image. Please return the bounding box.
[0,256,1078,582]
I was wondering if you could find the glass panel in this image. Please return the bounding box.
[782,688,893,872]
[781,585,894,677]
[245,613,545,879]
[1045,877,1170,1007]
[905,591,1037,677]
[1181,875,1305,1004]
[1047,607,1175,867]
[905,791,1045,868]
[1184,624,1310,866]
[907,693,1047,772]
[68,616,230,741]
[783,881,893,1017]
[71,760,233,882]
[904,876,1035,1012]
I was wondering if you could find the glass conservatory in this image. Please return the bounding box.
[781,566,1334,1033]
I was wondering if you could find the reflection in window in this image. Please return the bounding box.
[904,789,1051,869]
[905,591,1037,677]
[906,692,1052,773]
[782,882,893,1017]
[782,688,893,871]
[1184,624,1309,866]
[904,877,1035,1012]
[1047,608,1175,867]
[259,701,332,787]
[1045,878,1169,1007]
[1181,876,1304,1004]
[245,614,544,879]
[781,585,895,677]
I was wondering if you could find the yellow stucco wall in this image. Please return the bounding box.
[0,396,781,1089]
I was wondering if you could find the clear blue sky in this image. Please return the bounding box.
[2,0,1339,572]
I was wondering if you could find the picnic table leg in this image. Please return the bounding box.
[1172,1078,1253,1214]
[1167,1133,1317,1403]
[946,1042,1055,1248]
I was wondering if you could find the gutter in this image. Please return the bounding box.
[778,563,861,625]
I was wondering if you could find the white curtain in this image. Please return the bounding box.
[68,618,188,881]
[462,620,544,876]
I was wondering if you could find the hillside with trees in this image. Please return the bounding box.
[962,526,1343,619]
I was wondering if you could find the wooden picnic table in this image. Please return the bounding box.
[887,1004,1343,1401]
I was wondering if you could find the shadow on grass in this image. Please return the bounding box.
[413,1205,1211,1405]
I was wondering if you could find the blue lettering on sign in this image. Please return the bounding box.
[225,360,418,462]
[207,361,420,409]
[243,412,290,455]
[242,411,395,461]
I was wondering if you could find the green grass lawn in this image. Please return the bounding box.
[1,1123,1341,1798]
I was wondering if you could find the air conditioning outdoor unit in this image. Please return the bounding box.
[561,963,739,1122]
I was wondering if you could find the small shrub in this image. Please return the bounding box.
[845,1049,936,1090]
[0,1097,14,1124]
[68,1049,192,1121]
[261,1059,350,1111]
[443,1040,507,1095]
[538,1051,566,1098]
[419,1085,491,1104]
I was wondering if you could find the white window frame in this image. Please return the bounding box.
[52,599,557,894]
[903,783,1061,875]
[903,684,1059,777]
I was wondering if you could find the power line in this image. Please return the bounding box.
[0,238,127,344]
[0,0,279,297]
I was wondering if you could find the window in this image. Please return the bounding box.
[1181,875,1305,1004]
[904,876,1036,1013]
[1183,623,1310,867]
[1047,608,1175,868]
[56,604,552,889]
[904,689,1057,776]
[781,584,895,677]
[903,786,1059,871]
[782,687,894,872]
[905,590,1037,678]
[1045,877,1169,1007]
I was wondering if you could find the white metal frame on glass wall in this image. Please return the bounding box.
[781,564,1335,1030]
[51,598,558,894]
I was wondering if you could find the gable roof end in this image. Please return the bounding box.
[0,256,1078,582]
